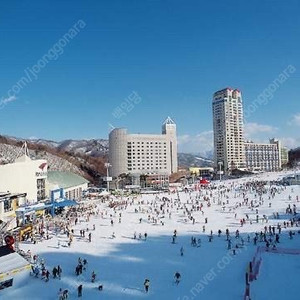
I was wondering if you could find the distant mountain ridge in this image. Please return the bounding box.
[27,138,214,167]
[5,136,109,157]
[57,139,109,157]
[0,135,107,184]
[1,135,214,177]
[178,153,214,168]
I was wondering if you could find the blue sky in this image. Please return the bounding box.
[0,0,299,153]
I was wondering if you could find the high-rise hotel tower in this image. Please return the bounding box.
[212,88,246,173]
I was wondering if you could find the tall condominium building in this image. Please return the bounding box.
[281,146,289,167]
[109,117,178,178]
[245,139,282,172]
[213,88,246,173]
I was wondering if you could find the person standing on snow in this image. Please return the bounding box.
[78,285,83,298]
[83,259,88,271]
[180,247,184,256]
[53,267,58,279]
[91,271,96,283]
[57,265,62,280]
[172,235,176,244]
[58,288,63,300]
[45,270,50,282]
[62,290,69,299]
[174,272,181,285]
[144,279,150,293]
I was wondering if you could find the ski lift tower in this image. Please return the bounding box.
[218,161,223,182]
[104,163,112,192]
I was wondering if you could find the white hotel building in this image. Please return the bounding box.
[245,138,282,172]
[213,88,246,173]
[109,117,178,178]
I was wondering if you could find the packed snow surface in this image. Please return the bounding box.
[1,171,300,300]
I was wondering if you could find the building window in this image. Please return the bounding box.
[37,178,46,201]
[4,199,13,212]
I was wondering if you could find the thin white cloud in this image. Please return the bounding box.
[288,113,300,126]
[0,95,17,109]
[178,124,298,153]
[244,122,277,139]
[280,137,300,149]
[178,130,213,154]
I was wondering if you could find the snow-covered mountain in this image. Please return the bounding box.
[2,135,214,172]
[199,149,214,160]
[0,135,107,183]
[178,153,214,168]
[29,139,214,167]
[195,156,214,164]
[57,139,109,157]
[25,138,109,157]
[28,138,60,149]
[0,142,85,176]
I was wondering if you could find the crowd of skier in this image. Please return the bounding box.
[18,176,300,298]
